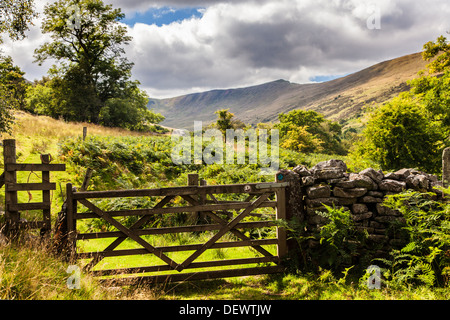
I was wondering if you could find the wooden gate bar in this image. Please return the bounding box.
[76,220,276,240]
[91,256,281,277]
[74,200,277,219]
[99,266,285,286]
[78,238,279,259]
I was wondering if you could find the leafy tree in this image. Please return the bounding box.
[0,0,37,133]
[33,0,162,129]
[356,94,445,173]
[0,55,29,133]
[0,0,37,42]
[280,125,323,153]
[210,109,247,134]
[276,109,345,154]
[356,35,450,173]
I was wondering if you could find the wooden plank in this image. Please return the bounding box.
[14,220,47,229]
[276,187,287,259]
[66,183,77,262]
[77,238,279,258]
[75,201,277,219]
[7,202,50,211]
[41,154,52,232]
[91,256,280,276]
[0,171,4,188]
[4,139,19,232]
[77,221,276,240]
[78,198,179,270]
[5,163,66,172]
[71,183,282,200]
[98,266,285,286]
[6,182,56,191]
[176,193,271,271]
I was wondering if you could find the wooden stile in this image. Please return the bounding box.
[2,139,65,236]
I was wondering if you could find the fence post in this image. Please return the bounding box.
[3,139,19,237]
[187,174,199,223]
[443,147,450,188]
[275,173,287,260]
[82,127,87,141]
[41,154,51,236]
[66,183,77,262]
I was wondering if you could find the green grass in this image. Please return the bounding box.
[1,111,449,300]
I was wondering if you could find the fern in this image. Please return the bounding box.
[379,190,450,287]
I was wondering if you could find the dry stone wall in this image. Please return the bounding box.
[278,159,444,262]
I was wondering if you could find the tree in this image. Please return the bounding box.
[210,109,247,135]
[0,0,37,133]
[33,0,162,129]
[355,35,450,173]
[356,94,445,173]
[276,109,345,154]
[0,0,37,42]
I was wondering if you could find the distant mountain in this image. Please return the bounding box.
[148,52,429,129]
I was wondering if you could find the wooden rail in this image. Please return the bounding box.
[66,174,289,285]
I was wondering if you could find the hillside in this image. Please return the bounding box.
[149,52,429,129]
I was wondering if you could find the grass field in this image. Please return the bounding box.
[0,111,448,300]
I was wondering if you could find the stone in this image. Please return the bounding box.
[370,221,385,229]
[375,216,405,223]
[360,196,383,203]
[376,203,401,216]
[384,172,401,180]
[337,197,357,206]
[313,168,344,180]
[307,214,329,225]
[293,165,312,177]
[327,178,346,184]
[378,179,406,192]
[336,180,357,189]
[373,228,387,235]
[333,187,368,198]
[394,168,411,180]
[405,174,429,190]
[352,211,373,222]
[367,191,384,197]
[368,234,389,243]
[306,197,340,208]
[360,168,384,183]
[306,184,331,199]
[348,173,377,190]
[352,203,369,214]
[301,176,315,186]
[312,159,347,172]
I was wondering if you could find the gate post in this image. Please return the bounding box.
[443,147,450,188]
[66,183,77,262]
[275,174,287,260]
[3,139,19,237]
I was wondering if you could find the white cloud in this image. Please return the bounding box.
[2,0,450,98]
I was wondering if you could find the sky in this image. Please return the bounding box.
[2,0,450,99]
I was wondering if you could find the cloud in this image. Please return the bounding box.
[122,0,450,98]
[3,0,450,98]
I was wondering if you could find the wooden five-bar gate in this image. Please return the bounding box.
[65,174,289,285]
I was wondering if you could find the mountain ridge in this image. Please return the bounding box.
[148,52,429,129]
